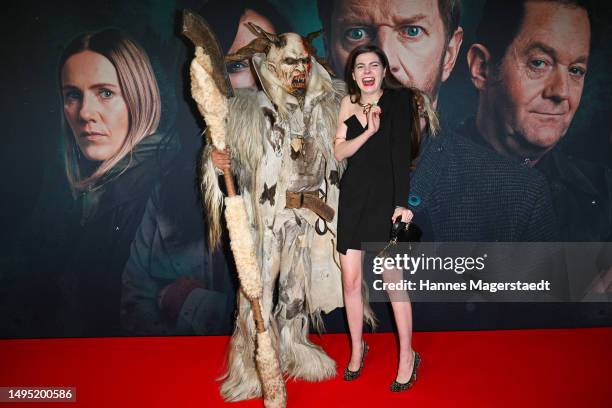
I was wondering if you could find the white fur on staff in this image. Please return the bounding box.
[190,47,227,150]
[223,196,262,299]
[257,331,287,408]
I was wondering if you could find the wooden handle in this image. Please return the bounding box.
[223,166,236,197]
[251,300,266,333]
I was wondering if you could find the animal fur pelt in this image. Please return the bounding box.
[201,55,378,403]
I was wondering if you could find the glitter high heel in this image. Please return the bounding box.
[390,351,421,392]
[343,341,369,381]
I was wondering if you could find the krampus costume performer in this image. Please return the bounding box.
[188,20,376,404]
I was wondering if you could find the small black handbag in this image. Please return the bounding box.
[390,218,423,243]
[376,217,423,258]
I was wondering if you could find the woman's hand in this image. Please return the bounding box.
[365,105,382,137]
[211,147,231,172]
[392,206,414,224]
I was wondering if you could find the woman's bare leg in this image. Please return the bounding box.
[341,249,365,371]
[383,267,415,382]
[391,298,414,382]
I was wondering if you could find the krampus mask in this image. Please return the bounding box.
[225,24,331,99]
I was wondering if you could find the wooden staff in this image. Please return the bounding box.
[182,9,285,408]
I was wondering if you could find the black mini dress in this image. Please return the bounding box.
[337,88,413,254]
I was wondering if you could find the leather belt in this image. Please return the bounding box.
[285,190,334,222]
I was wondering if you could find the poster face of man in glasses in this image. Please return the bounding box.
[318,0,463,105]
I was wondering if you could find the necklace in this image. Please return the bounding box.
[358,91,383,115]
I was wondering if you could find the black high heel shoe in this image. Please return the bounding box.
[343,341,369,381]
[390,351,421,392]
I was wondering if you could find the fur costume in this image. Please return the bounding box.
[200,32,375,400]
[224,61,342,399]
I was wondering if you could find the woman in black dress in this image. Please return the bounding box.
[334,45,425,391]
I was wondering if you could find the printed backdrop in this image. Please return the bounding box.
[1,0,610,338]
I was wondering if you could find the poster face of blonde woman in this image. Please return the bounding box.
[61,50,129,162]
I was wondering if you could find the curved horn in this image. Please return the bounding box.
[225,37,270,63]
[247,22,280,46]
[305,29,323,43]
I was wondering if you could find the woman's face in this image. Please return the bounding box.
[226,9,276,89]
[352,52,386,94]
[61,50,129,162]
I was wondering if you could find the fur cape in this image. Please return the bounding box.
[202,56,352,317]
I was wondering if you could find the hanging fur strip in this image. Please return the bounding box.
[415,89,440,136]
[201,88,267,248]
[191,46,229,248]
[201,144,224,248]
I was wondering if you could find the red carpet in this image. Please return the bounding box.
[1,328,610,407]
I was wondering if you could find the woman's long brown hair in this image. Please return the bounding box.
[344,44,432,167]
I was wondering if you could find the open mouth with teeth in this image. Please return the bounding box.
[362,77,376,87]
[292,74,306,89]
